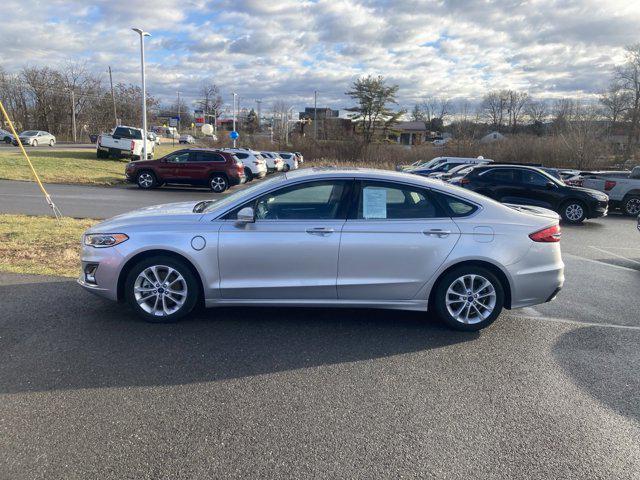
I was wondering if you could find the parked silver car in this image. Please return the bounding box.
[78,169,564,331]
[12,130,56,147]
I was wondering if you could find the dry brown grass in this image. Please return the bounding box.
[0,214,98,277]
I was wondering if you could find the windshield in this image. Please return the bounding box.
[202,175,286,213]
[21,131,38,136]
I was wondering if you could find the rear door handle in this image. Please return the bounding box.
[306,227,335,236]
[423,229,451,238]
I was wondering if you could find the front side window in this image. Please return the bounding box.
[253,180,349,220]
[356,181,444,220]
[166,151,191,163]
[521,169,552,186]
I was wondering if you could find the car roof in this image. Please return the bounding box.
[285,167,450,187]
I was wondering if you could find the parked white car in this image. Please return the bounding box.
[260,152,285,173]
[12,130,56,147]
[179,134,196,144]
[277,151,300,171]
[0,128,14,144]
[581,166,640,216]
[223,148,267,180]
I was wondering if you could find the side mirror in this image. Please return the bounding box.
[236,206,255,224]
[545,181,556,189]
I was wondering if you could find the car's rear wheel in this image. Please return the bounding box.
[244,167,253,182]
[124,256,199,323]
[209,174,228,193]
[283,163,290,172]
[49,139,55,147]
[560,200,586,224]
[622,195,640,216]
[32,140,38,147]
[137,171,157,189]
[3,137,10,144]
[432,266,504,331]
[96,149,108,159]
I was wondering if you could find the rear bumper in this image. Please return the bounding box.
[507,244,565,309]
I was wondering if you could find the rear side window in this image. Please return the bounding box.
[356,181,445,219]
[481,168,516,182]
[434,192,478,217]
[194,152,225,162]
[235,153,248,159]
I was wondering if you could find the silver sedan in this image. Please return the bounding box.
[78,168,564,331]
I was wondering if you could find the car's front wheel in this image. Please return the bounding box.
[244,167,253,182]
[432,266,504,331]
[560,200,586,224]
[283,163,290,172]
[137,171,157,189]
[32,140,38,147]
[124,256,199,323]
[622,195,640,216]
[49,139,55,147]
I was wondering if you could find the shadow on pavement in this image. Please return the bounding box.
[552,326,640,423]
[0,279,476,394]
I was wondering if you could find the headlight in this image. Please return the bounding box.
[592,193,608,201]
[84,233,129,248]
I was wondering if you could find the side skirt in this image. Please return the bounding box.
[204,298,429,311]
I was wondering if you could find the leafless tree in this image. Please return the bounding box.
[525,99,548,124]
[614,43,640,159]
[599,82,630,126]
[480,90,508,130]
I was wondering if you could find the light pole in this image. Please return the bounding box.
[232,92,237,148]
[132,27,151,160]
[285,106,294,145]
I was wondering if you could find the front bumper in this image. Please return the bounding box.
[77,244,125,302]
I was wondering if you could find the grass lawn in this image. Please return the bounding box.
[0,214,98,277]
[0,144,184,186]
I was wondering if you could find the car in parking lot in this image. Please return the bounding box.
[277,151,299,171]
[580,166,640,216]
[179,134,196,144]
[223,148,268,180]
[78,168,564,331]
[0,128,14,143]
[12,130,56,147]
[125,148,245,192]
[260,152,285,173]
[457,164,609,224]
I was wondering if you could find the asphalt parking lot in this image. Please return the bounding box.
[1,185,639,478]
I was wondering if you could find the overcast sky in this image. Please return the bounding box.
[2,0,639,113]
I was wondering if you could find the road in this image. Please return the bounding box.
[1,204,639,478]
[0,179,239,219]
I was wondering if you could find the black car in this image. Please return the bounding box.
[458,164,609,224]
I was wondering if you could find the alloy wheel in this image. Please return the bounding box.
[445,274,497,325]
[625,197,640,216]
[138,172,154,188]
[210,176,227,192]
[134,265,188,316]
[564,203,584,222]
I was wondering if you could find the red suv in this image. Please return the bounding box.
[125,149,246,192]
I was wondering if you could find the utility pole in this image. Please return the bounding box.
[177,91,181,132]
[132,27,151,161]
[314,90,318,140]
[108,66,117,126]
[232,92,237,148]
[256,99,262,129]
[70,90,77,143]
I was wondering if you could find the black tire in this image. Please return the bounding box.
[137,170,157,189]
[431,265,504,331]
[49,139,55,147]
[283,163,290,172]
[560,200,586,224]
[124,256,199,323]
[3,137,10,144]
[32,140,38,147]
[96,149,108,159]
[244,167,254,182]
[209,174,229,193]
[622,195,640,217]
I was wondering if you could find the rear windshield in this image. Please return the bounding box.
[113,127,142,139]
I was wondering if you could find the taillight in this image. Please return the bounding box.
[130,140,135,151]
[604,180,616,191]
[529,224,561,243]
[97,135,102,145]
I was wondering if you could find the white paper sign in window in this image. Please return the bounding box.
[363,187,387,219]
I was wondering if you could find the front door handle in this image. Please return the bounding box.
[306,227,335,236]
[423,229,451,238]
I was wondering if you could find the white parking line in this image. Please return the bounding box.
[563,253,638,272]
[588,246,640,266]
[519,315,640,331]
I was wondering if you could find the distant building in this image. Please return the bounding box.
[297,107,353,139]
[480,131,506,144]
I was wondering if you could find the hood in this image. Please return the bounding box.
[87,201,202,232]
[128,158,159,167]
[566,185,607,197]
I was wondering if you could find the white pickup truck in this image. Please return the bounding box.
[580,166,640,216]
[96,126,155,160]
